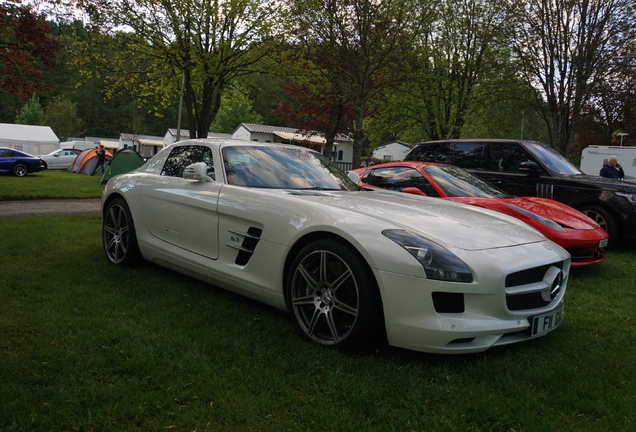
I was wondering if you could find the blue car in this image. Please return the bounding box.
[0,147,45,176]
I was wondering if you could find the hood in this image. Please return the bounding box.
[449,196,600,230]
[565,173,636,191]
[287,189,547,251]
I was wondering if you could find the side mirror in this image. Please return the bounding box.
[184,162,213,182]
[400,187,427,196]
[347,171,361,184]
[518,161,541,177]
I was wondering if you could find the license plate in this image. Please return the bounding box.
[600,239,608,248]
[530,303,564,336]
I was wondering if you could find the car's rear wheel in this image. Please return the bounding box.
[12,162,28,177]
[580,205,619,248]
[285,239,384,350]
[103,198,141,265]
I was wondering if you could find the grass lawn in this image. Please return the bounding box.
[0,215,634,431]
[1,170,635,430]
[0,170,104,200]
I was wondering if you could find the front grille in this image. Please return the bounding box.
[505,261,565,312]
[507,292,549,310]
[505,262,563,287]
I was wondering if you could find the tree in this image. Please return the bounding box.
[74,0,277,139]
[407,0,513,141]
[511,0,635,156]
[15,95,45,125]
[286,0,432,168]
[272,52,356,158]
[44,95,84,141]
[0,1,61,98]
[210,85,263,134]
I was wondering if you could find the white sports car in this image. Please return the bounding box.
[102,139,570,354]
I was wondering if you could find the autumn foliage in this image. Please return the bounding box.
[272,54,356,157]
[0,1,61,98]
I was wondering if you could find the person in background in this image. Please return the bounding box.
[599,156,624,180]
[92,145,106,175]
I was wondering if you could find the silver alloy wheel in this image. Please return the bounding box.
[289,249,360,345]
[13,163,28,177]
[103,202,132,264]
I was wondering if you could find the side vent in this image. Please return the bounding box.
[226,227,263,266]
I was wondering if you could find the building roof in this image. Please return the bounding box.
[0,123,59,144]
[166,128,233,139]
[376,141,411,149]
[120,133,164,142]
[238,123,353,142]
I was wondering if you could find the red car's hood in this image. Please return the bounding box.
[448,196,600,230]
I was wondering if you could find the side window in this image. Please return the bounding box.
[161,145,215,179]
[489,143,536,173]
[0,149,13,157]
[453,143,486,169]
[365,167,440,197]
[405,143,453,164]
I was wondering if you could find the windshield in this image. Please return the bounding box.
[525,142,583,176]
[222,145,358,190]
[423,165,512,198]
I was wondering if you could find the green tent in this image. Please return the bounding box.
[100,148,145,185]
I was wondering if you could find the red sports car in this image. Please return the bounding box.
[352,161,608,266]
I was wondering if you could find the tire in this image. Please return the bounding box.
[102,198,141,265]
[285,239,384,350]
[41,161,48,169]
[12,162,28,177]
[580,205,619,248]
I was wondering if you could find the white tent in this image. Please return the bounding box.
[0,123,59,155]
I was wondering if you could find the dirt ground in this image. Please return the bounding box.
[0,199,101,219]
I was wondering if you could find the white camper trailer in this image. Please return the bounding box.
[580,146,636,179]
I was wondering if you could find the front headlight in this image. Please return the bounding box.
[504,204,566,233]
[382,229,473,283]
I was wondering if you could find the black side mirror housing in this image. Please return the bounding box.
[518,161,541,177]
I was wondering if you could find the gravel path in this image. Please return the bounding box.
[0,199,102,218]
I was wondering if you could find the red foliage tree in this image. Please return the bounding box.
[0,1,61,98]
[272,61,356,159]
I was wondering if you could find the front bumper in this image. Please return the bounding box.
[375,242,570,354]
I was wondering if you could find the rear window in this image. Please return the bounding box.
[453,143,486,169]
[405,142,486,169]
[404,143,452,164]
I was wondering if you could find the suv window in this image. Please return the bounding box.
[488,142,537,173]
[364,166,440,196]
[405,142,453,164]
[454,142,486,169]
[161,145,215,179]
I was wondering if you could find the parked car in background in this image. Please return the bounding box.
[39,148,82,170]
[352,161,608,266]
[404,139,636,248]
[0,147,45,176]
[102,139,570,354]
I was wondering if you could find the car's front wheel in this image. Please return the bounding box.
[285,239,384,350]
[581,205,618,248]
[12,162,28,177]
[103,198,141,265]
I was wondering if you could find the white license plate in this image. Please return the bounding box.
[530,303,564,336]
[600,239,608,248]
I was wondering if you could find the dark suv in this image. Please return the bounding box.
[404,139,636,248]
